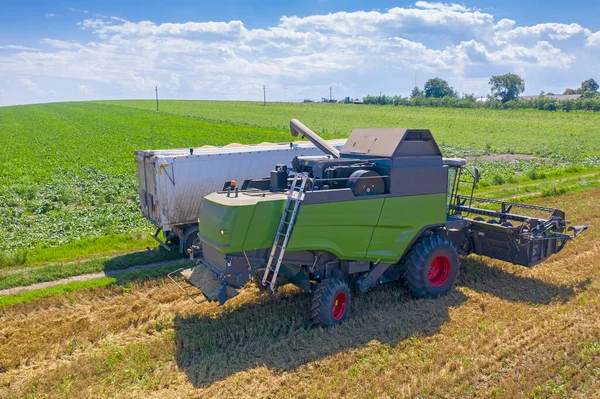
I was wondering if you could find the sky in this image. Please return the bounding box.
[1,0,600,106]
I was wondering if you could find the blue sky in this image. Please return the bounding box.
[1,1,599,105]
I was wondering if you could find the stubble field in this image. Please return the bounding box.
[1,186,599,398]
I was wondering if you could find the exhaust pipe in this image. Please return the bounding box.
[290,119,340,159]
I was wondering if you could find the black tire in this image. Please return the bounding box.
[487,219,500,225]
[311,279,351,327]
[166,232,180,246]
[183,228,201,257]
[404,234,460,298]
[474,217,485,222]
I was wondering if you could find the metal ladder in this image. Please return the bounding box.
[261,172,309,291]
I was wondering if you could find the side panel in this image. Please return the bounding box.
[366,193,447,263]
[198,198,254,252]
[287,199,385,260]
[242,200,286,250]
[198,195,287,253]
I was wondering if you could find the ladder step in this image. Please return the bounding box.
[262,173,308,289]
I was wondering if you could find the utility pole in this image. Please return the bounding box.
[263,85,266,106]
[155,86,159,112]
[329,86,332,102]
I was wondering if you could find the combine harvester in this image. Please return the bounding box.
[165,120,586,326]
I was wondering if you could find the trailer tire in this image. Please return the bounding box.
[404,234,459,298]
[312,279,351,327]
[182,227,201,257]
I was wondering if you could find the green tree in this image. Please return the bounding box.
[423,78,456,98]
[489,73,525,102]
[410,86,423,99]
[580,78,599,94]
[563,88,579,95]
[462,93,476,102]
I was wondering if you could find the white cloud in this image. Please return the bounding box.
[494,18,516,31]
[40,38,83,49]
[45,13,56,18]
[496,23,591,43]
[278,4,493,35]
[68,7,88,14]
[0,1,598,105]
[0,45,39,51]
[78,84,91,95]
[587,31,600,46]
[20,78,55,96]
[414,1,471,12]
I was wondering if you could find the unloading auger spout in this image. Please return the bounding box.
[290,118,340,159]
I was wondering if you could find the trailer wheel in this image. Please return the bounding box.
[404,235,459,298]
[312,279,351,327]
[182,227,201,257]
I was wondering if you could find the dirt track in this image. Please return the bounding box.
[0,259,184,296]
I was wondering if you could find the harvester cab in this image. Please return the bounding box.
[169,119,587,326]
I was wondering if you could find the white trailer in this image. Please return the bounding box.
[135,140,346,254]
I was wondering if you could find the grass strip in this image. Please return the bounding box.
[0,262,191,307]
[0,247,182,290]
[0,233,162,270]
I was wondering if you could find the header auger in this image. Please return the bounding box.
[168,119,587,327]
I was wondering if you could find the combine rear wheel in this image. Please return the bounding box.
[311,279,351,327]
[404,234,459,298]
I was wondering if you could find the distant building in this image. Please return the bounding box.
[519,94,581,102]
[475,97,489,103]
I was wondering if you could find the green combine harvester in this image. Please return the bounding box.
[169,119,587,326]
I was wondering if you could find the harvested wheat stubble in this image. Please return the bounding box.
[1,188,600,398]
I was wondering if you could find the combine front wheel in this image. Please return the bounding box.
[404,234,459,298]
[311,279,351,327]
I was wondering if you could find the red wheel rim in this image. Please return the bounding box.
[332,292,347,320]
[428,255,451,286]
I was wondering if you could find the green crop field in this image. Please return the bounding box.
[2,100,600,267]
[103,100,600,162]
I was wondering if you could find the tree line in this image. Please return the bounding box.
[362,74,600,112]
